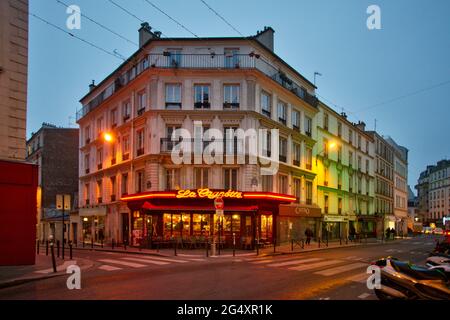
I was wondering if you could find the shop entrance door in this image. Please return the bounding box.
[121,212,129,244]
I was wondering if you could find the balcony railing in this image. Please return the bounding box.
[293,159,300,167]
[306,199,312,205]
[77,53,319,121]
[122,153,130,161]
[279,155,287,163]
[306,163,312,170]
[111,195,116,202]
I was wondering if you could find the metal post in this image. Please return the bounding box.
[174,239,177,256]
[318,238,321,248]
[69,241,73,260]
[50,243,57,273]
[46,240,49,256]
[124,241,127,250]
[206,240,209,257]
[36,240,39,254]
[291,239,294,251]
[233,233,237,257]
[62,195,65,261]
[273,237,276,254]
[91,238,94,250]
[112,239,115,250]
[218,217,221,256]
[101,239,103,248]
[256,241,259,256]
[57,240,60,258]
[301,239,304,249]
[340,237,342,246]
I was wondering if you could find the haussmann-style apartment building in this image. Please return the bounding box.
[75,23,406,248]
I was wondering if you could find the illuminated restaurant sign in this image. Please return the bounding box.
[176,189,243,199]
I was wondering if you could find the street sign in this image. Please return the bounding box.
[214,197,224,210]
[216,209,224,217]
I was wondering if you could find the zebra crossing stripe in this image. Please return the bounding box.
[130,256,188,263]
[288,260,342,271]
[314,262,367,276]
[98,259,147,268]
[358,293,371,299]
[121,257,170,265]
[345,272,369,283]
[251,259,275,264]
[267,258,322,267]
[98,265,122,271]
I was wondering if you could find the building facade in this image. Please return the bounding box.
[76,24,323,247]
[385,137,408,235]
[26,123,79,243]
[0,0,28,160]
[415,165,433,225]
[316,104,375,240]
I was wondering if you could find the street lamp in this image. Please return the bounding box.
[316,141,337,165]
[103,132,113,142]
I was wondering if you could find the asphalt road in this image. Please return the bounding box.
[0,235,440,300]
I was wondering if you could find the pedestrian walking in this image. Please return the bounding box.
[304,228,313,245]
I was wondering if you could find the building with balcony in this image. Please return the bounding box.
[385,136,408,235]
[76,24,321,247]
[26,123,79,243]
[316,104,376,240]
[415,165,433,225]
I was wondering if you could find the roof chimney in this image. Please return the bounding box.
[139,22,159,47]
[89,80,96,92]
[254,26,275,52]
[340,112,347,119]
[355,121,366,132]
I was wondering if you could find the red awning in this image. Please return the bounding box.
[142,201,258,212]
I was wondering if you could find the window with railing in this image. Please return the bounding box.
[263,130,271,157]
[137,90,147,115]
[194,85,210,109]
[136,129,145,156]
[293,143,301,167]
[337,122,342,137]
[110,108,118,128]
[349,151,353,168]
[84,153,90,174]
[97,148,103,170]
[323,138,329,158]
[338,198,342,215]
[306,147,312,170]
[324,195,329,213]
[261,91,271,117]
[165,84,182,109]
[122,135,130,161]
[324,167,329,186]
[278,101,287,125]
[84,183,90,205]
[111,143,116,165]
[293,178,301,203]
[136,170,145,193]
[323,113,329,131]
[304,116,312,137]
[279,137,287,162]
[122,101,131,122]
[292,109,300,131]
[96,117,103,138]
[121,173,128,196]
[224,168,238,190]
[306,180,313,205]
[110,176,116,202]
[338,173,342,190]
[84,126,91,145]
[223,84,240,109]
[278,175,288,194]
[338,146,342,163]
[96,179,102,204]
[224,127,238,155]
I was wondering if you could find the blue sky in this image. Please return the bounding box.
[27,0,450,189]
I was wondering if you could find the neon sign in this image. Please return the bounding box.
[176,189,243,199]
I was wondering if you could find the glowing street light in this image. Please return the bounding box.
[316,140,338,165]
[103,132,113,142]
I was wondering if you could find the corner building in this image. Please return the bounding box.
[76,25,322,247]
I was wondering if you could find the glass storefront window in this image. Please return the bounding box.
[232,214,240,233]
[82,217,92,241]
[260,215,272,240]
[163,213,172,239]
[181,214,191,238]
[172,214,182,237]
[192,214,210,236]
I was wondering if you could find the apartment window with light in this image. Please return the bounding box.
[111,143,117,165]
[136,129,145,156]
[165,84,182,109]
[262,175,273,192]
[323,138,329,158]
[84,153,90,174]
[121,173,128,196]
[97,117,103,137]
[324,167,329,186]
[277,101,287,125]
[278,175,288,194]
[306,146,312,170]
[304,116,312,137]
[110,176,116,201]
[122,135,130,161]
[96,179,102,203]
[110,108,118,128]
[261,91,271,117]
[224,168,238,190]
[306,180,313,204]
[223,84,240,108]
[279,137,287,163]
[293,143,301,166]
[292,109,300,130]
[137,90,147,115]
[122,101,131,121]
[293,178,301,203]
[136,170,145,193]
[366,178,370,195]
[166,168,181,190]
[97,148,103,170]
[194,168,209,189]
[324,195,329,213]
[194,85,210,109]
[338,198,343,214]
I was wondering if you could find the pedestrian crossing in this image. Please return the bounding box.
[245,255,371,283]
[96,255,205,272]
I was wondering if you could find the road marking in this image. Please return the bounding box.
[35,260,77,274]
[358,293,371,299]
[250,259,275,264]
[346,272,369,283]
[288,260,342,271]
[188,258,207,262]
[344,256,358,260]
[128,256,188,263]
[412,242,422,245]
[98,265,122,271]
[314,262,368,276]
[177,253,203,257]
[121,257,170,265]
[98,259,147,268]
[267,258,322,267]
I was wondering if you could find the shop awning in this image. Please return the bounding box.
[142,201,258,212]
[79,206,107,217]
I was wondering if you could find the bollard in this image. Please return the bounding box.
[57,240,60,258]
[345,237,348,245]
[206,241,209,257]
[101,239,103,248]
[301,239,304,249]
[46,240,49,256]
[273,238,276,254]
[50,243,57,273]
[36,240,39,255]
[291,239,294,251]
[62,239,65,260]
[69,242,73,260]
[174,240,177,256]
[112,239,115,250]
[91,238,94,250]
[82,239,85,248]
[233,233,236,257]
[124,241,127,250]
[318,238,321,248]
[256,242,259,256]
[340,237,342,246]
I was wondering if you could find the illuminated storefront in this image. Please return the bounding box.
[278,204,322,242]
[121,189,295,249]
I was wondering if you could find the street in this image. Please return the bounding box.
[0,236,439,300]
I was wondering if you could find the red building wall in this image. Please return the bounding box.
[0,160,38,265]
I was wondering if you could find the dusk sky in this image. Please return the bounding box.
[27,0,450,190]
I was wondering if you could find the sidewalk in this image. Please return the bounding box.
[0,253,94,289]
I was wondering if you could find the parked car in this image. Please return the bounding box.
[433,228,444,235]
[423,227,433,234]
